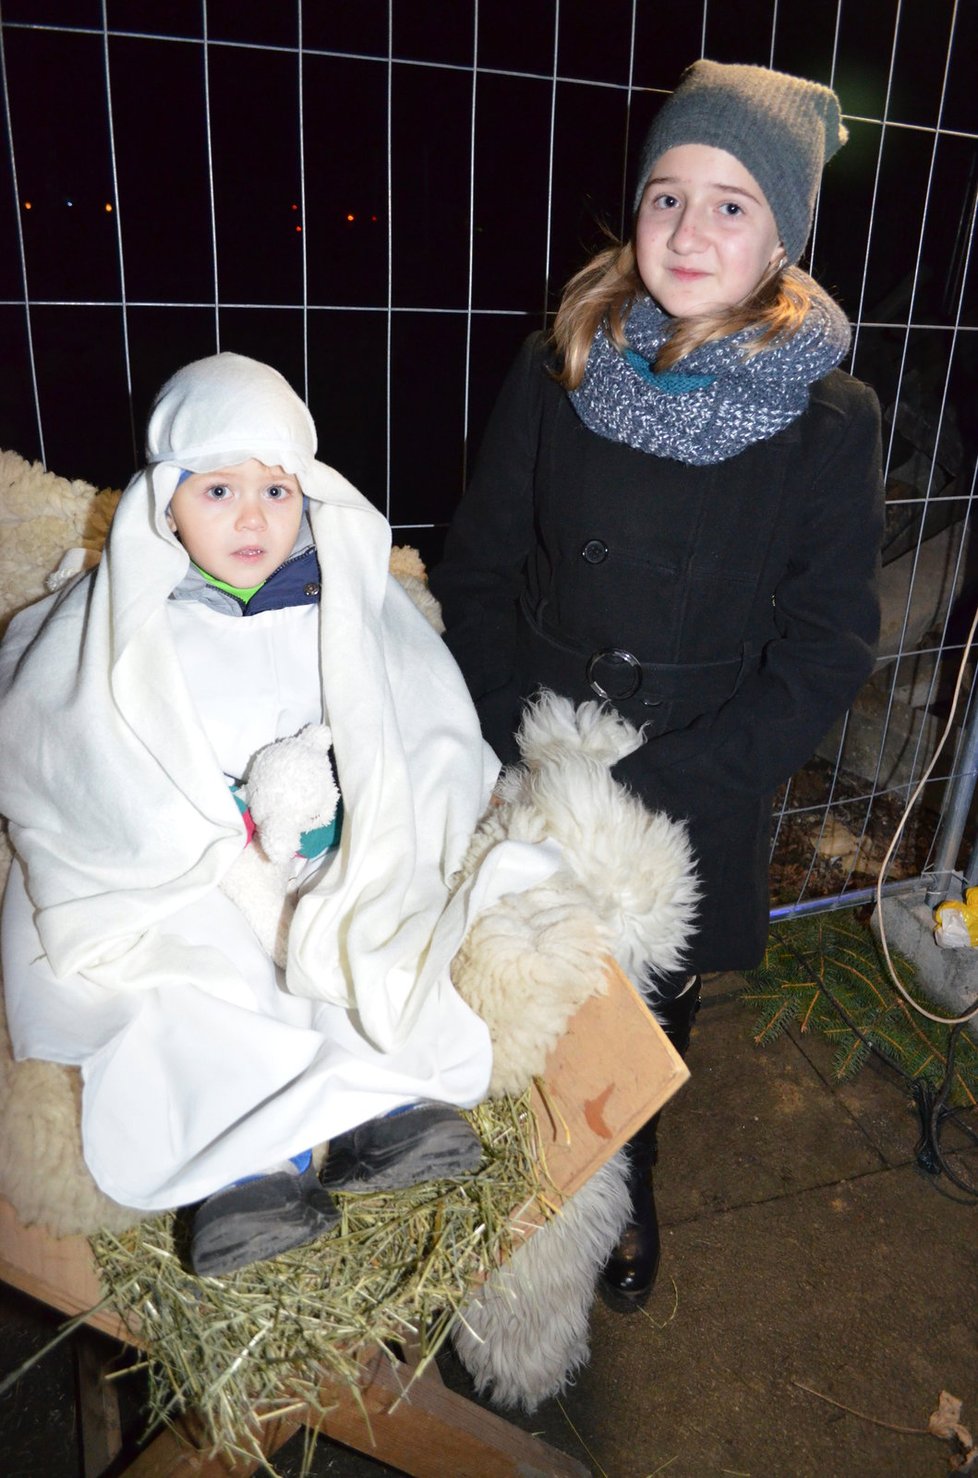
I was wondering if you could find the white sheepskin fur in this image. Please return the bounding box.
[0,983,141,1237]
[0,448,120,639]
[484,692,700,988]
[450,691,700,1410]
[451,692,700,1095]
[388,544,445,634]
[451,874,612,1098]
[452,1151,631,1410]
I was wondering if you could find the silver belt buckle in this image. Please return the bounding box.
[585,648,642,701]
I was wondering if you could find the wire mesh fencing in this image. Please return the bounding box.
[1,0,976,916]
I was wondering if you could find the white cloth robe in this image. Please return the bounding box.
[0,353,561,1211]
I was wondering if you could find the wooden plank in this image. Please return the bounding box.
[121,1355,589,1478]
[312,1350,590,1478]
[75,1329,124,1477]
[519,958,688,1227]
[0,1205,591,1476]
[112,1419,273,1477]
[0,1196,133,1343]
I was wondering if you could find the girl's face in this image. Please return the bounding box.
[634,144,783,317]
[166,459,303,586]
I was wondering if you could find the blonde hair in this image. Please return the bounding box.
[550,238,813,391]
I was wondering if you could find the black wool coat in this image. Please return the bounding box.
[432,333,884,976]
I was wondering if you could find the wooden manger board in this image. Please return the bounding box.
[527,955,688,1210]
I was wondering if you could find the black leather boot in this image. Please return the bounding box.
[600,977,701,1312]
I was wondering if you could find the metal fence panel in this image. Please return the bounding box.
[1,0,976,913]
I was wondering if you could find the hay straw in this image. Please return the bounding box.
[90,1092,546,1472]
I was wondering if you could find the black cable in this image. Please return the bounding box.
[771,924,978,1200]
[922,1023,978,1197]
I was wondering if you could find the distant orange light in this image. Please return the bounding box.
[295,225,302,233]
[346,213,355,222]
[23,201,31,210]
[105,202,113,212]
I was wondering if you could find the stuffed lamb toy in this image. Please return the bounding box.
[218,723,339,967]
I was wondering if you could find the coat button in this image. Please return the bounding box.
[304,582,321,597]
[581,539,608,564]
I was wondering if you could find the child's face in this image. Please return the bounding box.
[634,143,783,317]
[166,460,304,586]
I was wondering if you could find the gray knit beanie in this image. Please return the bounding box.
[633,60,848,263]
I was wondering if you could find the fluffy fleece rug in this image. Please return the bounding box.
[452,693,699,1096]
[454,1154,630,1409]
[0,449,120,639]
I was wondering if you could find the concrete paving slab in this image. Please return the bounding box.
[763,998,926,1170]
[740,959,978,1181]
[655,993,889,1224]
[513,1166,978,1477]
[434,983,978,1476]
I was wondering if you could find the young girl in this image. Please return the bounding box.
[0,352,548,1276]
[432,61,884,1309]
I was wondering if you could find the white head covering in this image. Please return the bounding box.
[0,353,499,1052]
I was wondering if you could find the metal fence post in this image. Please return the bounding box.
[925,675,978,907]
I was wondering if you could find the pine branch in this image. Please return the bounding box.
[742,914,978,1106]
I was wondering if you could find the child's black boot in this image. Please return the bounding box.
[319,1100,482,1193]
[190,1152,338,1277]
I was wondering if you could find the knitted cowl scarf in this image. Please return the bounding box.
[568,272,851,465]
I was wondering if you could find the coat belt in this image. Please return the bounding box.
[519,595,750,707]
